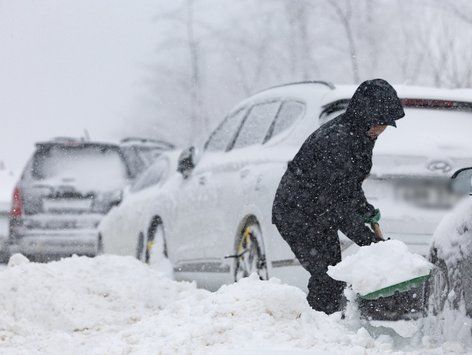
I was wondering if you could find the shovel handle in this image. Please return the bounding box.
[371,222,384,241]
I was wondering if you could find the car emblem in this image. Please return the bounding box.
[427,160,452,173]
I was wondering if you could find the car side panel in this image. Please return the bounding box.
[100,190,152,256]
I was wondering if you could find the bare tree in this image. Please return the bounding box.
[283,0,318,80]
[185,0,205,144]
[125,0,472,146]
[327,0,360,83]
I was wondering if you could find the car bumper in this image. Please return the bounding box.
[9,230,98,258]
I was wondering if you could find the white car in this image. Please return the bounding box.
[101,81,472,292]
[426,166,472,319]
[99,150,181,262]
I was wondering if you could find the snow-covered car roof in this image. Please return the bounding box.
[120,137,175,150]
[36,138,120,149]
[322,84,472,106]
[230,81,334,113]
[230,81,472,115]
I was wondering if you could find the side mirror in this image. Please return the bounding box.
[177,146,196,178]
[451,167,472,195]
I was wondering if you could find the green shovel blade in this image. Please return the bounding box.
[359,273,430,300]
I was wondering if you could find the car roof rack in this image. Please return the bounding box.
[50,137,83,143]
[120,137,175,148]
[255,80,336,95]
[35,137,117,148]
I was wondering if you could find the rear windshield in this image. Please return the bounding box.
[32,145,129,191]
[320,99,472,124]
[319,99,472,155]
[378,107,472,156]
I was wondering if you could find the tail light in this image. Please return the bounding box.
[10,186,23,218]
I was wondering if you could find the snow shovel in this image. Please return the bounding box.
[358,223,431,301]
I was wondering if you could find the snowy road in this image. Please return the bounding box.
[0,255,468,354]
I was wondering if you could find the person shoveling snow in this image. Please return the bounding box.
[327,240,433,299]
[272,79,405,314]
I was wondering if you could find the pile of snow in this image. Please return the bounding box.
[7,253,30,267]
[328,240,433,296]
[432,197,472,264]
[0,254,465,354]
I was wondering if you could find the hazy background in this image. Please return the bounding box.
[1,0,472,174]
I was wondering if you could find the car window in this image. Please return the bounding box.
[319,99,349,125]
[32,145,129,191]
[268,101,305,140]
[130,157,169,192]
[232,102,280,149]
[120,146,147,178]
[205,108,247,152]
[138,147,164,166]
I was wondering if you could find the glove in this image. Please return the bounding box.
[364,208,381,225]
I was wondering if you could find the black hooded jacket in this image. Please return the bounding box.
[272,79,405,246]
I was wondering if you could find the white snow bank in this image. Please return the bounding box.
[0,255,192,336]
[328,240,433,296]
[431,197,472,264]
[7,253,30,267]
[0,255,463,354]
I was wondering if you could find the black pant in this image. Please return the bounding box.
[273,211,346,314]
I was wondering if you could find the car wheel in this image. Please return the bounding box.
[426,249,450,315]
[234,219,268,282]
[146,221,168,265]
[96,233,104,255]
[136,231,146,262]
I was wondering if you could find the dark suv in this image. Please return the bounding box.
[9,138,132,260]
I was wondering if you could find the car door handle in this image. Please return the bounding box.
[240,169,250,179]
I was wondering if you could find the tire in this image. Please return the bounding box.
[136,231,146,262]
[234,219,268,281]
[146,221,168,265]
[96,233,104,256]
[425,249,450,316]
[137,219,168,265]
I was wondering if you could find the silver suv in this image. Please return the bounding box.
[9,138,131,260]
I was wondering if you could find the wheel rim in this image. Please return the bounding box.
[234,223,267,281]
[97,234,103,255]
[146,223,167,265]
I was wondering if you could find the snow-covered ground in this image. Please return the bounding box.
[0,254,468,354]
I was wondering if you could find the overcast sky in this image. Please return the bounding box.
[0,0,160,172]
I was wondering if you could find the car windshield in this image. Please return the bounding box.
[32,145,129,191]
[120,146,146,178]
